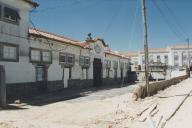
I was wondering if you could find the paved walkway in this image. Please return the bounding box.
[165,77,192,128]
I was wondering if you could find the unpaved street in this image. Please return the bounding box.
[1,78,192,128]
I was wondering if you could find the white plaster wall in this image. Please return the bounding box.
[0,0,34,84]
[1,57,35,84]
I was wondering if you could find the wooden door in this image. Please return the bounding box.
[93,58,102,87]
[36,65,47,90]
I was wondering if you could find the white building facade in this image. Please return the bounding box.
[122,45,192,70]
[0,0,131,98]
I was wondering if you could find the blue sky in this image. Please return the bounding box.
[30,0,192,52]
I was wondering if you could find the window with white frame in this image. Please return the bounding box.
[0,43,18,61]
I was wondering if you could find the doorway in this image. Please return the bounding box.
[62,67,71,88]
[93,58,102,87]
[36,65,47,90]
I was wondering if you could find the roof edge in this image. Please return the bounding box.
[22,0,39,7]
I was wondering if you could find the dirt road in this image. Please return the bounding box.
[1,78,192,128]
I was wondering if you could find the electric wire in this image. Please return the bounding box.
[152,0,184,41]
[161,0,188,38]
[102,0,124,38]
[128,0,140,50]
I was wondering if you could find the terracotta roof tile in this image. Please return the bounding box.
[29,28,87,48]
[168,44,192,49]
[119,51,138,57]
[140,48,168,53]
[105,51,128,59]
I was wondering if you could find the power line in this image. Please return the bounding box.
[152,0,184,41]
[102,0,124,38]
[29,18,72,52]
[128,0,140,49]
[161,0,188,38]
[31,0,97,14]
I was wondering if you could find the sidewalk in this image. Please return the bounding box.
[129,77,192,128]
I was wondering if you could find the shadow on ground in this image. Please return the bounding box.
[7,82,136,107]
[1,105,28,111]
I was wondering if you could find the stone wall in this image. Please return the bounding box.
[133,75,189,100]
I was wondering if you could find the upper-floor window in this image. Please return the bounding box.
[59,53,74,66]
[30,48,52,64]
[149,55,153,64]
[174,52,179,61]
[0,4,20,24]
[105,60,111,68]
[31,49,40,61]
[67,55,74,64]
[142,56,145,65]
[42,51,51,62]
[0,43,19,62]
[79,56,90,67]
[164,55,168,65]
[0,5,2,18]
[182,52,187,61]
[59,53,66,64]
[157,55,161,63]
[120,62,124,69]
[4,7,20,23]
[113,61,118,69]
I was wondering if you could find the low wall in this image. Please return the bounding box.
[133,75,189,100]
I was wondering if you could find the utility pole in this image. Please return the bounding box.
[141,0,149,96]
[187,38,190,68]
